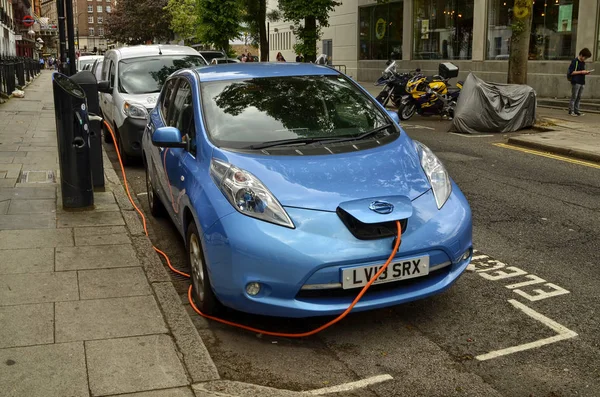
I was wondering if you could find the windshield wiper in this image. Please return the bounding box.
[247,137,338,150]
[322,124,393,145]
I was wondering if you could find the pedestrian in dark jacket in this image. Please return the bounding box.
[568,48,592,116]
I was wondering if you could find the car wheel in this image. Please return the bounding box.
[117,131,134,166]
[398,102,416,120]
[145,161,164,217]
[187,221,220,315]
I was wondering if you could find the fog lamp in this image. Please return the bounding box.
[462,249,472,261]
[246,282,261,296]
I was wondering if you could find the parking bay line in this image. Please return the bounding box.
[475,299,578,361]
[449,133,494,138]
[303,374,393,395]
[494,142,600,169]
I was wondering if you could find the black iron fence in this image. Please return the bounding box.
[0,56,42,97]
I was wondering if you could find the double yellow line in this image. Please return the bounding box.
[494,143,600,170]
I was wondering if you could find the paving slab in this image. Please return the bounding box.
[0,247,54,274]
[0,186,56,201]
[0,271,78,306]
[74,225,131,246]
[0,213,56,229]
[0,303,54,348]
[0,200,9,214]
[57,210,125,227]
[0,228,72,249]
[0,178,17,187]
[6,198,56,214]
[106,388,195,397]
[86,335,189,396]
[78,267,152,299]
[55,244,139,271]
[0,342,89,397]
[55,295,167,342]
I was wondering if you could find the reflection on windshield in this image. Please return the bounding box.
[201,75,390,149]
[119,55,206,95]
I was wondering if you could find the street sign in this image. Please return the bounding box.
[23,15,35,27]
[15,35,23,40]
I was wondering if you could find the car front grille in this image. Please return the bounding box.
[336,207,408,240]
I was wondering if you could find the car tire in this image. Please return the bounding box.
[398,102,416,120]
[145,161,165,217]
[187,221,220,315]
[116,131,134,166]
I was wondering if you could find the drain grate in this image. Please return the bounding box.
[19,170,56,184]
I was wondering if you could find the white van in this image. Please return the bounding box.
[98,45,206,163]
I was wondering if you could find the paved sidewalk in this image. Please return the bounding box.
[509,108,600,163]
[0,71,222,397]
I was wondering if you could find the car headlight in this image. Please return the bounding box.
[415,142,451,209]
[123,101,149,119]
[210,158,294,229]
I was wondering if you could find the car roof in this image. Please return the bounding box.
[78,55,102,61]
[108,45,200,60]
[193,63,339,82]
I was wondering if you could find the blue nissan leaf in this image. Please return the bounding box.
[142,63,472,318]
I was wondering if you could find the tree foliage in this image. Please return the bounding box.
[165,0,198,44]
[196,0,242,53]
[278,0,340,62]
[106,0,172,44]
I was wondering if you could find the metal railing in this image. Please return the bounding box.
[0,56,41,97]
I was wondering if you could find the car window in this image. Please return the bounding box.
[174,81,196,155]
[108,61,115,88]
[200,75,391,149]
[160,79,178,124]
[118,55,206,95]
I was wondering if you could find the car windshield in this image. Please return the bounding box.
[200,75,393,149]
[201,52,224,62]
[78,60,95,69]
[118,55,206,95]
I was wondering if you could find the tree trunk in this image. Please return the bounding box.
[304,15,317,63]
[507,0,534,84]
[259,0,268,62]
[222,39,230,55]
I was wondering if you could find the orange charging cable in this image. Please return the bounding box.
[103,120,402,338]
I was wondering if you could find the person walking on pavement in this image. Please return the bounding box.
[568,48,592,116]
[276,52,286,62]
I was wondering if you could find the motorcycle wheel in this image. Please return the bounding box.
[398,102,417,120]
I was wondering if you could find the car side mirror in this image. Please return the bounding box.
[98,80,111,93]
[152,127,187,148]
[386,109,400,124]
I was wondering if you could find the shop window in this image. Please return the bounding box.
[413,0,474,60]
[487,0,579,61]
[359,1,403,60]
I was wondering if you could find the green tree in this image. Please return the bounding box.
[278,0,340,62]
[508,0,534,84]
[165,0,199,45]
[106,0,172,44]
[196,0,242,53]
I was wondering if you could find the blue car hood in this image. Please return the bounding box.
[215,134,431,212]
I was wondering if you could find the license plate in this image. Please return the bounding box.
[341,256,430,289]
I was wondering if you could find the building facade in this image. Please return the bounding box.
[0,0,16,55]
[267,0,599,98]
[73,0,114,53]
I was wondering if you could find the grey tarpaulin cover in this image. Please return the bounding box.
[451,73,537,134]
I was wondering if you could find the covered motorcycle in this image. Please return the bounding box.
[451,73,537,134]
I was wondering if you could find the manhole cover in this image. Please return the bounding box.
[19,170,56,184]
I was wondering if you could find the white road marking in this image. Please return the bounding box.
[505,274,546,289]
[475,299,578,361]
[513,283,570,302]
[401,124,436,130]
[449,133,494,138]
[303,374,394,395]
[137,192,148,196]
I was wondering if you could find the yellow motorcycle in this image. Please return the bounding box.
[397,63,463,121]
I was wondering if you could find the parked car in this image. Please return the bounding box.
[197,50,226,64]
[76,55,102,72]
[209,58,240,65]
[90,57,104,82]
[142,63,472,318]
[98,44,206,164]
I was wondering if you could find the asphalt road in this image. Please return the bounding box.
[104,116,600,397]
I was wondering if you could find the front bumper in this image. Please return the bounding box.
[202,186,472,318]
[118,117,147,157]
